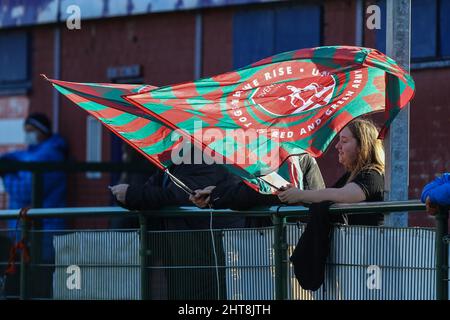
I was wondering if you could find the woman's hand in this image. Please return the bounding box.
[277,184,303,204]
[189,186,216,208]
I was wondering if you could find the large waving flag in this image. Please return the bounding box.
[124,46,415,182]
[43,77,285,193]
[43,78,174,170]
[45,46,415,194]
[43,77,204,194]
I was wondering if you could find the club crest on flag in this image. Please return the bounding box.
[251,76,335,116]
[226,61,370,142]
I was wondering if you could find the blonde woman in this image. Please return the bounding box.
[278,118,385,225]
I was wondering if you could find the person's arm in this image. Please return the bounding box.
[0,152,19,161]
[0,149,27,163]
[421,175,443,203]
[425,184,450,207]
[0,151,27,176]
[190,179,282,210]
[277,182,366,204]
[211,181,282,210]
[124,183,177,210]
[421,174,450,206]
[116,173,182,210]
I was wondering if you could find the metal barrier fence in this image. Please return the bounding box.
[0,201,448,300]
[0,161,155,209]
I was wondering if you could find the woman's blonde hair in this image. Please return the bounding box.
[346,118,385,182]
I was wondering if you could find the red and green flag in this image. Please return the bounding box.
[45,46,415,194]
[42,77,268,193]
[42,77,179,170]
[124,46,415,190]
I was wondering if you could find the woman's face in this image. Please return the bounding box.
[335,127,359,170]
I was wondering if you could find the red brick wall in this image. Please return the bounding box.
[202,9,233,78]
[409,69,450,197]
[30,26,54,117]
[323,0,356,46]
[408,68,450,227]
[316,0,358,187]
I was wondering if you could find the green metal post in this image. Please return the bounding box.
[435,206,449,300]
[31,171,44,300]
[139,214,149,300]
[19,217,30,300]
[273,214,288,300]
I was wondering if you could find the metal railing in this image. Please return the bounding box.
[0,161,152,208]
[0,201,448,300]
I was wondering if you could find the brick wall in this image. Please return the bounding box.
[408,68,450,227]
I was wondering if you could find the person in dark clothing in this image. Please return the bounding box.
[110,163,245,229]
[189,153,325,226]
[109,144,156,229]
[277,118,385,226]
[118,144,156,190]
[109,163,245,299]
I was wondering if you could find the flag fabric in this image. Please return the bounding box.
[43,77,281,193]
[45,46,415,194]
[43,77,178,170]
[124,46,415,187]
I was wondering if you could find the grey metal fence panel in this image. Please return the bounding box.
[223,227,275,300]
[24,224,445,300]
[53,231,140,300]
[287,224,436,300]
